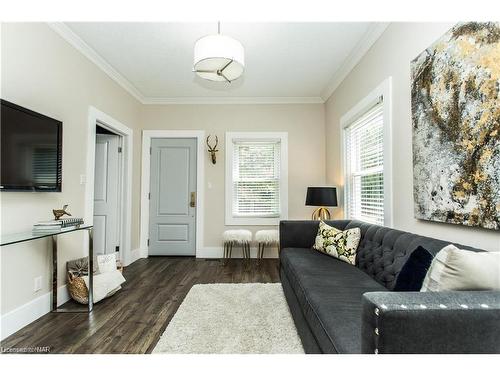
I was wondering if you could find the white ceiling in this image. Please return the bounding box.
[53,22,387,104]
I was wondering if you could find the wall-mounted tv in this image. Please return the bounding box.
[1,99,62,192]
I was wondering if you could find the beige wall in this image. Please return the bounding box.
[3,21,497,323]
[1,24,325,317]
[0,23,142,314]
[325,22,500,252]
[138,104,326,248]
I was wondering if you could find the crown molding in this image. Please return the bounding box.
[48,22,324,105]
[47,22,146,103]
[47,22,325,105]
[48,22,382,106]
[320,22,390,102]
[142,96,325,105]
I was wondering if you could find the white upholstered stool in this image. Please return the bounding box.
[222,229,252,263]
[255,230,279,261]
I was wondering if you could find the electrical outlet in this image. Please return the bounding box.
[80,174,86,185]
[34,276,42,292]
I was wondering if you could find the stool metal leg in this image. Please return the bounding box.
[223,242,227,266]
[229,241,233,259]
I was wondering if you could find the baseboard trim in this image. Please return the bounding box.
[127,248,148,266]
[132,246,277,260]
[1,285,70,341]
[197,246,278,259]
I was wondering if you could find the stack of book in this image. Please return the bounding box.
[32,218,84,234]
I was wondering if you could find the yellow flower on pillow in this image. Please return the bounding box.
[313,221,361,265]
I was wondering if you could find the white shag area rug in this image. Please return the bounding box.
[152,283,304,354]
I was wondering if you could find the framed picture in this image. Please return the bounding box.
[411,22,500,230]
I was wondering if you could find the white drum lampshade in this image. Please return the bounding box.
[193,34,245,82]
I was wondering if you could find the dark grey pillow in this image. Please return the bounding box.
[394,246,434,291]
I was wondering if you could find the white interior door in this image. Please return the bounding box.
[94,133,120,255]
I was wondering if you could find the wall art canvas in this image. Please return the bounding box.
[411,22,500,230]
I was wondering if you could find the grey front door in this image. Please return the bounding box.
[149,138,197,256]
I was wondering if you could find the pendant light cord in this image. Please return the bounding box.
[218,21,221,35]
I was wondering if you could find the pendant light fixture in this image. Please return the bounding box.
[193,22,245,83]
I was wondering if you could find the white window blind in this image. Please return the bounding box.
[345,100,385,225]
[232,141,281,217]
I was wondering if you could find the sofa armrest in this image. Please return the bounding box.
[279,220,351,251]
[361,291,500,354]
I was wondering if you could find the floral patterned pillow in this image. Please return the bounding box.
[313,221,361,265]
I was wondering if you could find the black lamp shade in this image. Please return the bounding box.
[305,187,338,207]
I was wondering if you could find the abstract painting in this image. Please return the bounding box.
[411,22,500,230]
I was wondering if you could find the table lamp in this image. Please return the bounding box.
[305,187,338,220]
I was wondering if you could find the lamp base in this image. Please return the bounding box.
[311,207,331,221]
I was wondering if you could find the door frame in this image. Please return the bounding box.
[140,130,205,257]
[85,106,133,265]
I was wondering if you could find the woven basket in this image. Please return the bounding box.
[67,273,89,304]
[67,259,123,305]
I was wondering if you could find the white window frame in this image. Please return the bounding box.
[225,132,288,226]
[340,77,393,227]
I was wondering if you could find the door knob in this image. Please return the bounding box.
[190,192,196,208]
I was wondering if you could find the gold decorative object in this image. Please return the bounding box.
[311,207,332,221]
[206,135,219,164]
[53,204,71,220]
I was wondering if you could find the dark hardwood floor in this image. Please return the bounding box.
[1,257,280,354]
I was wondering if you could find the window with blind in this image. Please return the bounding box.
[232,141,281,217]
[225,132,288,225]
[344,100,385,225]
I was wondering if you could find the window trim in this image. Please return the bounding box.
[340,77,393,227]
[225,132,288,226]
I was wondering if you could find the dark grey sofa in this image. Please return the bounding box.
[279,220,500,354]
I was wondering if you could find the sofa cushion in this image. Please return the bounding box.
[313,221,361,265]
[280,247,387,353]
[345,220,482,290]
[421,244,500,292]
[394,246,434,291]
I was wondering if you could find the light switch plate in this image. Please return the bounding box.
[34,276,42,292]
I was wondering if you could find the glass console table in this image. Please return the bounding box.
[1,225,94,313]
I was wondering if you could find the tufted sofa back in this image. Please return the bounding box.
[343,220,482,290]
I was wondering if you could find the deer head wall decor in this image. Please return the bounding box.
[206,135,219,164]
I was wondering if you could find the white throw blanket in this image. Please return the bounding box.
[83,270,126,303]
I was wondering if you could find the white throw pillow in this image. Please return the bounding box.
[420,244,500,292]
[83,270,125,303]
[97,253,117,274]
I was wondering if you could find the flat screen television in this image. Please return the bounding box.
[1,99,62,192]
